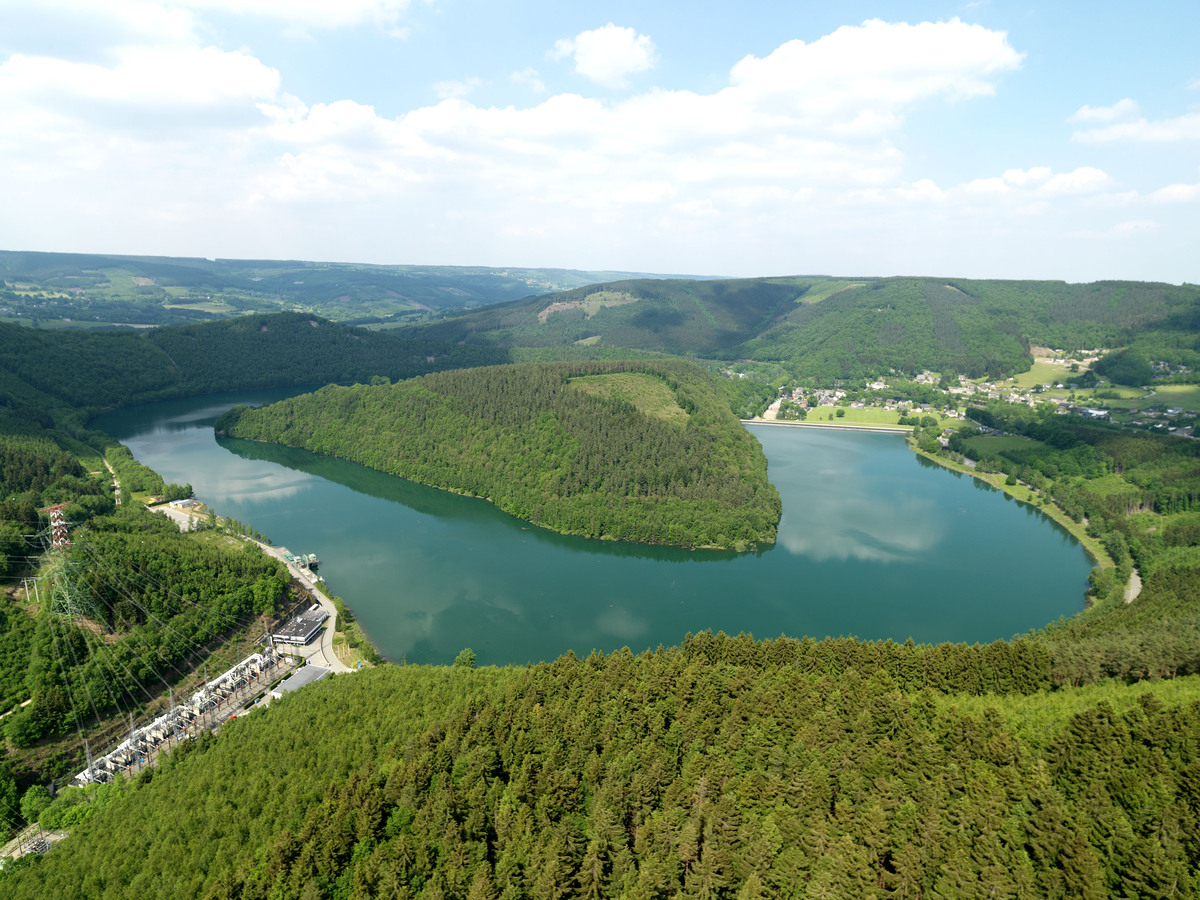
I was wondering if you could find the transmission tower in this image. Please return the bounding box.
[37,503,72,551]
[45,551,105,623]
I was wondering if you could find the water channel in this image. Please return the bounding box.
[93,390,1093,666]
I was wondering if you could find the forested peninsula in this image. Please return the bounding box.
[216,361,781,550]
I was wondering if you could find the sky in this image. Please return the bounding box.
[1,1,1198,283]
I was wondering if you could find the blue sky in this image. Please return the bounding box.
[1,1,1197,282]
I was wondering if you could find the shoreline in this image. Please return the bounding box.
[743,416,1109,571]
[742,418,912,434]
[148,504,356,673]
[906,443,1113,571]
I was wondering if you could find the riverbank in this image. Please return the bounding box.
[906,442,1114,571]
[148,503,358,673]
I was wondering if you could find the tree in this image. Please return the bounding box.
[0,766,19,831]
[21,784,52,824]
[454,648,477,669]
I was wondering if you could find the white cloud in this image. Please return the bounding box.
[14,11,1183,281]
[1038,167,1112,196]
[511,66,546,94]
[961,176,1009,196]
[899,178,945,202]
[1068,98,1139,123]
[434,77,485,100]
[1073,111,1200,143]
[729,18,1023,119]
[548,23,658,89]
[0,0,199,53]
[0,45,281,134]
[1150,183,1200,203]
[1003,166,1051,187]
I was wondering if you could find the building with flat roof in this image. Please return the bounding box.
[271,664,331,699]
[273,605,329,645]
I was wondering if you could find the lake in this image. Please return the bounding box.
[93,391,1093,666]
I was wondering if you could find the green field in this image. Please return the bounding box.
[961,434,1048,456]
[1011,359,1075,389]
[796,280,865,304]
[803,405,958,431]
[805,405,909,427]
[1079,385,1152,405]
[1083,473,1143,498]
[164,298,241,314]
[1129,383,1200,411]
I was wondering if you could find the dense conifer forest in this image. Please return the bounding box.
[2,269,1200,897]
[4,640,1200,898]
[216,362,781,550]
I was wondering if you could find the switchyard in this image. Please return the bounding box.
[72,647,298,787]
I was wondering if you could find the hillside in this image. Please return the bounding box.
[405,276,1200,382]
[4,641,1200,898]
[216,361,781,550]
[0,313,508,413]
[0,251,683,328]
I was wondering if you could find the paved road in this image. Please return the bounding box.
[253,541,353,673]
[149,506,353,674]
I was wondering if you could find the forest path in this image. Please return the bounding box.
[1124,567,1142,603]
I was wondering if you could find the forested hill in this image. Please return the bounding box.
[0,250,679,326]
[403,276,1200,380]
[6,640,1200,898]
[0,313,507,413]
[216,361,781,550]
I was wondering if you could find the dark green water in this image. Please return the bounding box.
[94,391,1092,665]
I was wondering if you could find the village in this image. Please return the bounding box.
[760,350,1198,440]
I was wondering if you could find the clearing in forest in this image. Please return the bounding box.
[537,290,638,322]
[568,372,689,425]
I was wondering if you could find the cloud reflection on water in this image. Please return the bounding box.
[764,429,946,564]
[779,493,945,563]
[595,605,649,641]
[206,467,314,505]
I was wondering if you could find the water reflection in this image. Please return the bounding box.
[779,493,945,563]
[759,428,945,563]
[92,395,1093,664]
[218,434,766,564]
